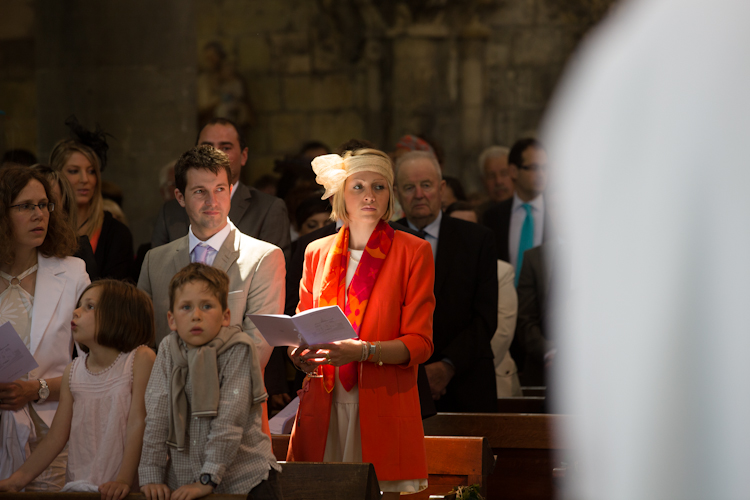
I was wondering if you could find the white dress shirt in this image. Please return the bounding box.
[508,193,545,270]
[188,220,231,266]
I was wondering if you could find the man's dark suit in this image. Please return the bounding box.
[482,198,513,262]
[277,220,437,418]
[150,181,291,260]
[516,244,551,386]
[397,215,499,413]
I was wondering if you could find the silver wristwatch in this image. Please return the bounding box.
[36,379,50,404]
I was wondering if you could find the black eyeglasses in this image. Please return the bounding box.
[9,202,55,214]
[517,164,548,173]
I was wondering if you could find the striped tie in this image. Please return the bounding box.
[193,244,210,264]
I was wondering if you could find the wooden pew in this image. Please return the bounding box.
[520,386,547,397]
[3,462,381,500]
[273,434,494,499]
[279,462,380,499]
[496,396,546,413]
[423,413,571,500]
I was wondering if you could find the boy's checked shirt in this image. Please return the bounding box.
[139,334,280,494]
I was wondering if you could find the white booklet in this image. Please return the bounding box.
[246,305,356,347]
[0,321,39,383]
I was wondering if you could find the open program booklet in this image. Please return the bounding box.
[246,305,356,347]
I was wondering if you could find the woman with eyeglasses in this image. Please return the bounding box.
[0,166,90,489]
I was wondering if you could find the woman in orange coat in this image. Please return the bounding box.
[287,148,435,498]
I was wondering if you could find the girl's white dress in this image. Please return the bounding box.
[63,346,144,491]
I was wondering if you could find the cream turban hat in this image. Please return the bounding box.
[311,151,394,200]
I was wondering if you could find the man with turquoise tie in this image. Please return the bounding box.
[482,138,548,277]
[483,138,548,378]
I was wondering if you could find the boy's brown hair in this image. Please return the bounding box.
[77,279,155,353]
[169,263,229,312]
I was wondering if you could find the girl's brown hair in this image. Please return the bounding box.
[77,279,155,353]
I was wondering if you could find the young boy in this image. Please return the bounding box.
[139,263,282,500]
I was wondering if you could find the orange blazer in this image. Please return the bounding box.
[287,229,435,481]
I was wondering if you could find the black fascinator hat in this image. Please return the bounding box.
[65,116,113,172]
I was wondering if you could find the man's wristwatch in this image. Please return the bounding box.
[36,379,50,404]
[199,473,217,489]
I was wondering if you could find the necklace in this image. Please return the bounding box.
[0,264,38,287]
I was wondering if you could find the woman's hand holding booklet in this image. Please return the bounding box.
[246,305,357,347]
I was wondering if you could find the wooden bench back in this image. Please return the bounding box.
[272,434,493,499]
[496,396,547,413]
[422,413,571,500]
[2,462,380,500]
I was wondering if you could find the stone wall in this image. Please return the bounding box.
[197,0,617,192]
[0,0,36,155]
[0,0,616,245]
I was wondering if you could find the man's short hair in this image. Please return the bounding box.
[394,150,442,183]
[508,138,543,169]
[169,263,230,312]
[478,145,510,176]
[198,117,247,151]
[174,145,232,195]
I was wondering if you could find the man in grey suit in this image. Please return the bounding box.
[150,118,291,260]
[138,145,284,371]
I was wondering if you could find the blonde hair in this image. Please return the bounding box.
[50,139,104,238]
[324,149,395,225]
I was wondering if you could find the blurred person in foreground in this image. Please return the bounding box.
[286,149,435,498]
[544,0,750,498]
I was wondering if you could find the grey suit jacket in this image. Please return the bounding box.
[137,221,285,364]
[150,182,291,261]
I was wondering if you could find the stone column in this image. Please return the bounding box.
[388,23,452,150]
[458,18,490,192]
[35,1,197,246]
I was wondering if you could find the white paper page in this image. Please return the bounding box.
[245,314,302,347]
[291,305,356,345]
[268,396,300,435]
[0,321,39,383]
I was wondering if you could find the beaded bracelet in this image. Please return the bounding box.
[359,340,369,362]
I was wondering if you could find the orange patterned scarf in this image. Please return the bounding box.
[318,220,394,392]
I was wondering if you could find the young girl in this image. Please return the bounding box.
[0,279,155,499]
